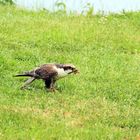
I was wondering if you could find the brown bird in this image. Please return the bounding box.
[15,63,79,91]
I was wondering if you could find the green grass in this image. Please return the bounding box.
[0,5,140,140]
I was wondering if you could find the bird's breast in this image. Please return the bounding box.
[56,68,68,78]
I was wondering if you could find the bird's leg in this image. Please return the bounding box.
[50,79,56,92]
[21,77,36,89]
[45,79,56,92]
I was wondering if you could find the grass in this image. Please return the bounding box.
[0,5,140,140]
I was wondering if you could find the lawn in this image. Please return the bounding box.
[0,5,140,140]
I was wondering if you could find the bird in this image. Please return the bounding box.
[15,63,79,92]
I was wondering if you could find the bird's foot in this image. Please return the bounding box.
[47,88,57,92]
[20,86,26,90]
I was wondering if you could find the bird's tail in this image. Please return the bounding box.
[14,71,35,77]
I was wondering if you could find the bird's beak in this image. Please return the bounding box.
[73,69,79,74]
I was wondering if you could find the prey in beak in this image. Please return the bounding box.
[73,68,79,74]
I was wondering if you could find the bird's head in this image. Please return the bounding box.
[63,64,79,74]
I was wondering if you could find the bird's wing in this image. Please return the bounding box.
[35,64,57,80]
